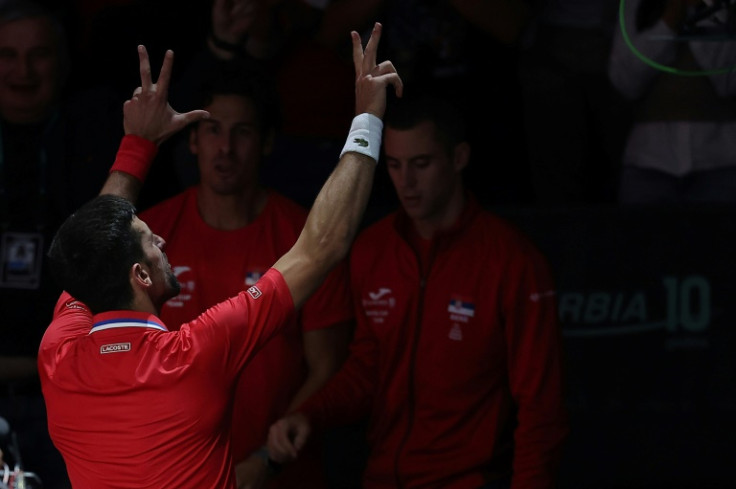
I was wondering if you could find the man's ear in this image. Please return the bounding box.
[131,262,152,289]
[453,141,471,173]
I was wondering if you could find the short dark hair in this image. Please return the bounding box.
[195,62,282,142]
[384,90,467,156]
[47,195,144,314]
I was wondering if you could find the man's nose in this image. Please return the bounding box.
[155,235,166,250]
[17,55,35,78]
[217,133,234,154]
[399,166,417,188]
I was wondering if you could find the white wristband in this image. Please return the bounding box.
[339,113,383,163]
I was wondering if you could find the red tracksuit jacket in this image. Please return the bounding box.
[299,196,568,489]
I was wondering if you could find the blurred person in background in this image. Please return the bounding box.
[609,0,736,204]
[0,1,120,486]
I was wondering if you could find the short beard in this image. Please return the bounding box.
[166,270,182,298]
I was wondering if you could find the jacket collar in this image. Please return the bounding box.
[90,310,168,334]
[393,191,481,245]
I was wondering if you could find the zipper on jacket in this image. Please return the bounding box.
[393,240,436,488]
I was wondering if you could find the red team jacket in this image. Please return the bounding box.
[299,196,569,489]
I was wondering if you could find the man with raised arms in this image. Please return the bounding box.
[38,23,401,489]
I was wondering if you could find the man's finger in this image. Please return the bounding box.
[138,45,152,90]
[177,110,211,127]
[350,30,364,79]
[372,60,403,98]
[373,60,395,76]
[268,423,298,462]
[292,426,310,452]
[157,50,174,96]
[381,72,404,98]
[362,22,382,74]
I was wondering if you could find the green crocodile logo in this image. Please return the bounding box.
[353,137,369,148]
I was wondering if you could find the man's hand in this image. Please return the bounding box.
[101,45,209,201]
[352,22,403,119]
[234,454,269,489]
[266,412,311,464]
[211,0,259,46]
[123,45,210,145]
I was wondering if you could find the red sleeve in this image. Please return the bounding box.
[39,293,93,375]
[503,242,569,489]
[50,292,92,332]
[178,268,296,377]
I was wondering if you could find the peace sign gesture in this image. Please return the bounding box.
[351,23,403,119]
[123,45,210,145]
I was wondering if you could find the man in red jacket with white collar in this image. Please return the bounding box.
[268,93,569,489]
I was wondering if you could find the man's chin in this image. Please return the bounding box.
[167,277,182,299]
[401,205,425,221]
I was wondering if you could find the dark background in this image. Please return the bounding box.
[2,0,735,488]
